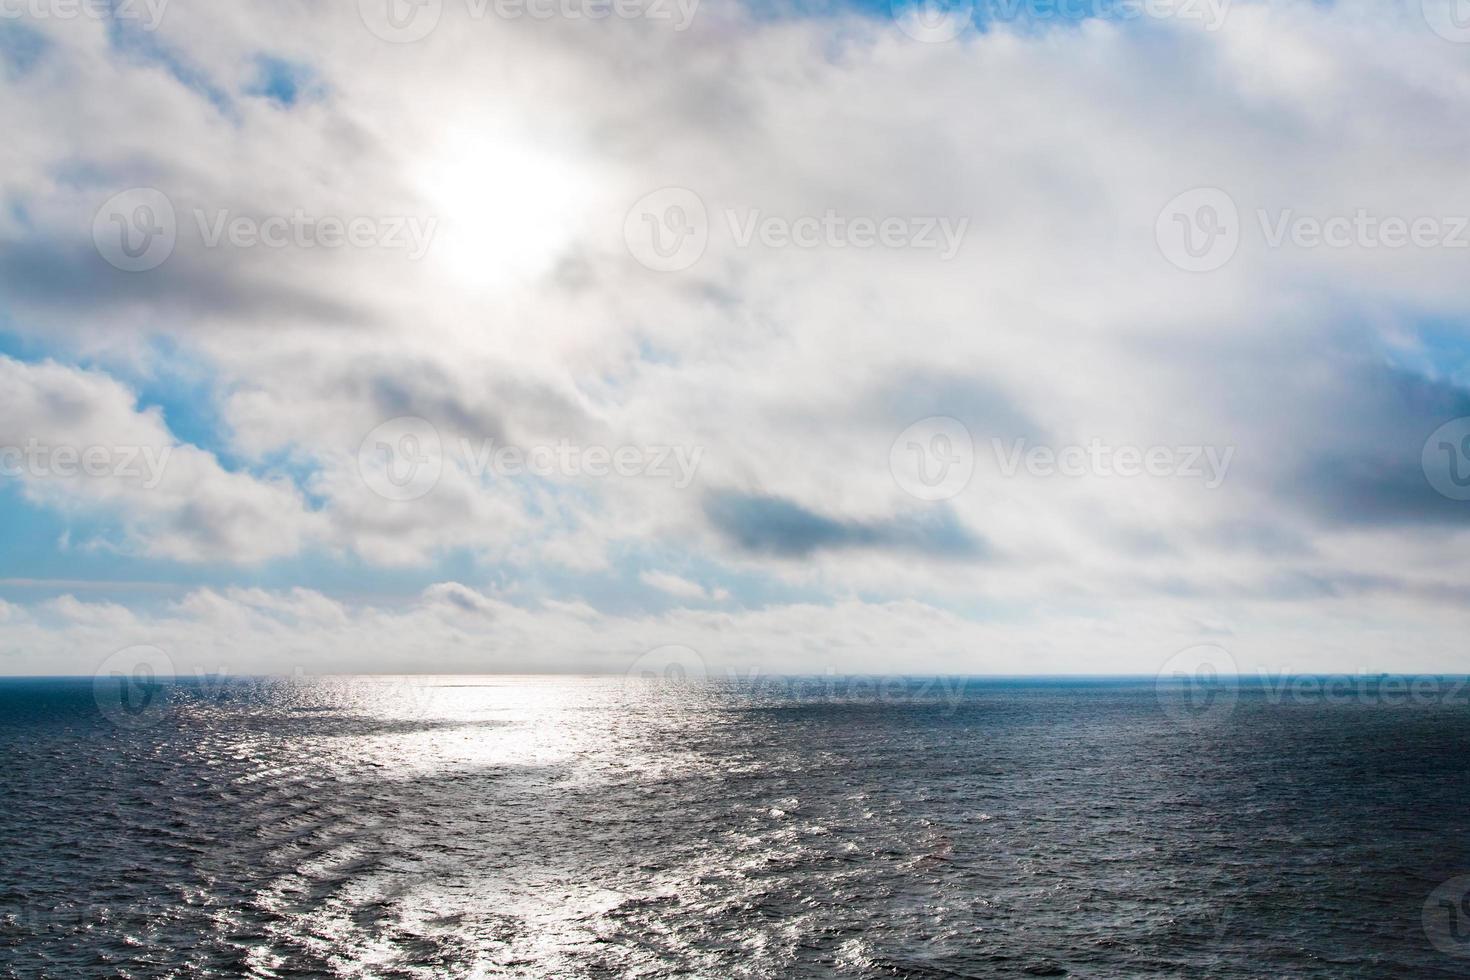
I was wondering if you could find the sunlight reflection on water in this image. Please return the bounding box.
[3,676,1469,977]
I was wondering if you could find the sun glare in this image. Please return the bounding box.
[416,128,587,291]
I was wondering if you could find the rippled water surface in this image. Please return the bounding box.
[3,676,1470,978]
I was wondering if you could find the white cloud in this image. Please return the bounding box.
[0,356,322,563]
[640,570,730,601]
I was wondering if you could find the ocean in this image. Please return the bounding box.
[2,675,1469,978]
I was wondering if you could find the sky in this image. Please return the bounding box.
[1,0,1470,678]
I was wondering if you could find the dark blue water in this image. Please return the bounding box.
[3,675,1470,977]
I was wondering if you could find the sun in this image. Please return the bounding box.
[415,125,587,291]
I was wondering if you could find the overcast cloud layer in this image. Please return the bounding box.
[1,0,1469,677]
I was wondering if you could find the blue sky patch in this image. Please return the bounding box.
[247,55,324,107]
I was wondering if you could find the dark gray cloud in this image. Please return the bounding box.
[0,240,370,330]
[1279,366,1470,528]
[704,490,987,559]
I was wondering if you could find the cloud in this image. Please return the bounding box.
[0,2,1469,668]
[705,491,987,559]
[0,356,321,563]
[1270,365,1470,528]
[1,581,1467,678]
[640,570,730,601]
[423,582,501,616]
